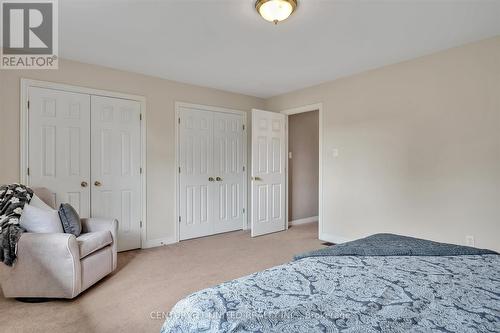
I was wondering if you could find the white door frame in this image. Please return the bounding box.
[280,103,323,237]
[20,78,148,249]
[174,102,248,242]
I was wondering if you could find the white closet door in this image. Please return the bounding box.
[251,109,286,237]
[28,87,91,216]
[179,108,214,240]
[91,96,142,251]
[213,112,245,234]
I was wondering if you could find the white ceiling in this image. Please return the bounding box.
[60,0,500,98]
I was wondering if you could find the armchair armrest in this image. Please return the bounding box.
[81,217,118,235]
[0,233,81,298]
[80,218,118,270]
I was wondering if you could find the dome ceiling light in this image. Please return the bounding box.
[255,0,297,25]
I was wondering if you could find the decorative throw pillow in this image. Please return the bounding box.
[58,203,82,236]
[19,204,64,233]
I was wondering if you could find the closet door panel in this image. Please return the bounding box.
[178,108,214,240]
[28,87,91,217]
[212,112,245,234]
[91,96,141,251]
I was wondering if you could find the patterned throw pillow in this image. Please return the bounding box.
[58,203,81,236]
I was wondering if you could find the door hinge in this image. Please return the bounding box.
[27,167,30,176]
[178,117,180,124]
[242,166,245,172]
[27,100,30,110]
[242,124,245,131]
[178,216,181,223]
[140,167,143,174]
[243,208,245,214]
[178,167,181,173]
[140,221,143,228]
[139,113,142,121]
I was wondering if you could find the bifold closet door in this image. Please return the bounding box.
[28,87,91,217]
[91,96,142,251]
[178,108,215,240]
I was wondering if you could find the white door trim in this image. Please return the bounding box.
[280,103,323,239]
[174,102,248,242]
[20,78,148,249]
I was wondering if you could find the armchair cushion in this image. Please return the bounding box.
[77,230,112,259]
[32,187,55,209]
[30,193,54,210]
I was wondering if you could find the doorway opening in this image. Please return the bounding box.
[280,103,323,239]
[287,110,319,232]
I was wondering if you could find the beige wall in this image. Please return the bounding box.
[266,36,500,251]
[0,59,265,244]
[1,36,499,251]
[288,111,319,221]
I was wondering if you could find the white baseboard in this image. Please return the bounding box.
[289,216,318,226]
[142,236,177,249]
[319,232,351,245]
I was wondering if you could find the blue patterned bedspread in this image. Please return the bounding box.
[161,254,500,332]
[295,233,498,259]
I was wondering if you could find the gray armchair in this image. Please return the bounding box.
[0,188,118,299]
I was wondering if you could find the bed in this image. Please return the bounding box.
[161,234,500,332]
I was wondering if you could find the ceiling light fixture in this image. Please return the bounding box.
[255,0,297,25]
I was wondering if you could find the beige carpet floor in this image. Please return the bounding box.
[0,223,323,333]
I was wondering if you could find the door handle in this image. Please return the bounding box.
[208,177,215,182]
[252,176,262,181]
[94,181,102,187]
[81,181,88,188]
[216,177,223,182]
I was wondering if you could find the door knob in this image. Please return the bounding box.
[81,181,88,187]
[252,176,262,181]
[216,177,223,181]
[94,181,102,187]
[208,177,215,182]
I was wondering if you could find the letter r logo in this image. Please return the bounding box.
[2,2,53,54]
